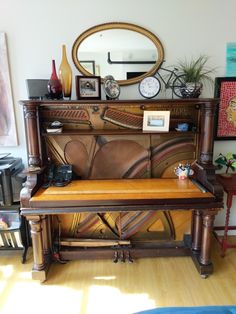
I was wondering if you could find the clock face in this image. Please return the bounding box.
[139,76,161,99]
[104,79,120,99]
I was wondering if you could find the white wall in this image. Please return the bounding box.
[1,0,236,226]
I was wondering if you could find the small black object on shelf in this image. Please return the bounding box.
[42,164,73,188]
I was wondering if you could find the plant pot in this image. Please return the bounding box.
[180,82,203,98]
[219,173,232,179]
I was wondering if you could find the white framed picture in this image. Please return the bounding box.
[0,32,18,146]
[142,111,170,132]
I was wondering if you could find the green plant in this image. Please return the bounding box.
[177,55,215,83]
[214,152,236,174]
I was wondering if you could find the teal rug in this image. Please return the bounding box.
[135,306,236,314]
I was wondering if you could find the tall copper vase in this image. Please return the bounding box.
[59,45,72,99]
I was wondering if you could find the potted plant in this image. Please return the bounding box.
[214,152,236,177]
[176,55,215,98]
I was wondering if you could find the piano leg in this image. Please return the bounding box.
[191,210,203,251]
[200,212,216,265]
[191,210,217,277]
[29,215,50,282]
[41,215,52,256]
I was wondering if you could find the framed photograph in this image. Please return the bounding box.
[0,32,18,146]
[75,75,101,100]
[80,60,95,75]
[142,111,170,132]
[214,77,236,140]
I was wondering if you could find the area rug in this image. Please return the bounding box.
[135,306,236,314]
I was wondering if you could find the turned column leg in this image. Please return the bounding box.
[23,103,42,168]
[191,210,203,251]
[29,215,45,271]
[28,215,51,282]
[41,215,52,256]
[199,102,215,165]
[200,212,215,265]
[47,215,52,252]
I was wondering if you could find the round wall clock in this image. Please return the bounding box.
[139,76,161,99]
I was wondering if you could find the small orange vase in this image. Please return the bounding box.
[59,45,72,99]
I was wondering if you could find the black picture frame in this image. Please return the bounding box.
[75,75,101,100]
[214,77,236,140]
[126,71,146,79]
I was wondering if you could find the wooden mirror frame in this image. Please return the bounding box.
[72,22,165,86]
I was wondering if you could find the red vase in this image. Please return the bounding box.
[47,60,62,99]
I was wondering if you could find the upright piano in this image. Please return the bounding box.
[20,98,223,282]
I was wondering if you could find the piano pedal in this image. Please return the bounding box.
[126,251,133,263]
[113,251,118,263]
[113,250,133,263]
[119,251,125,263]
[52,252,67,264]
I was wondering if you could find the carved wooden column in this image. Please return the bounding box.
[199,211,216,265]
[199,102,216,165]
[29,215,45,270]
[23,103,42,167]
[29,215,48,282]
[41,215,52,255]
[191,210,202,251]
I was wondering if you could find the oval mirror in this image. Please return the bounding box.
[72,22,164,86]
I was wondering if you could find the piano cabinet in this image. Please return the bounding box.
[19,98,223,282]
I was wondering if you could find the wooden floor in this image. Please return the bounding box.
[1,238,236,314]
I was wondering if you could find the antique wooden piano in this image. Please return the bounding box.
[20,98,223,282]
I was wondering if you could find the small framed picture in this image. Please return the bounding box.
[75,75,101,100]
[80,60,95,75]
[142,111,170,132]
[214,77,236,140]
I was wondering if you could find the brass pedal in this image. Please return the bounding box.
[119,251,125,263]
[113,251,118,263]
[126,251,133,263]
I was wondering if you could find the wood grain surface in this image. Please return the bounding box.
[30,179,213,204]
